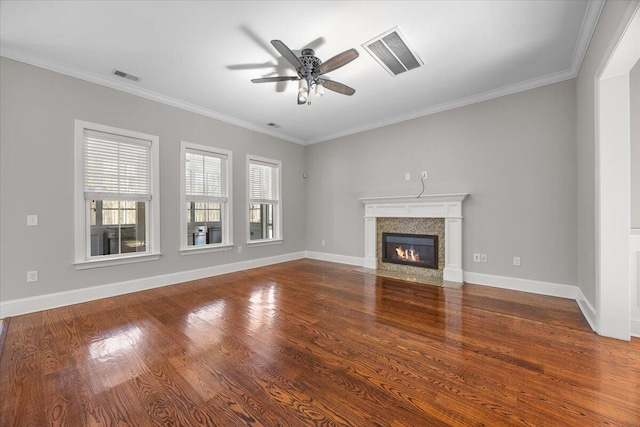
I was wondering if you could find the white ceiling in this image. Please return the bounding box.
[0,0,603,145]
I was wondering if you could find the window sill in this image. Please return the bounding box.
[74,252,161,270]
[180,244,234,255]
[246,239,283,247]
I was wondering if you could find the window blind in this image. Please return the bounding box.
[185,149,227,202]
[249,160,279,203]
[83,129,152,200]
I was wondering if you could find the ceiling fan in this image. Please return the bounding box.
[251,40,359,105]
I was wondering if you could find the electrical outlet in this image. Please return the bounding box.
[27,270,38,282]
[405,173,410,181]
[27,215,38,226]
[473,253,480,262]
[237,246,242,254]
[513,257,521,266]
[480,254,487,263]
[322,240,326,246]
[421,171,428,179]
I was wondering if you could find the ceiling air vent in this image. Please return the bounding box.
[362,27,423,76]
[112,69,140,82]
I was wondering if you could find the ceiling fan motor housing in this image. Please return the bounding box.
[299,48,323,76]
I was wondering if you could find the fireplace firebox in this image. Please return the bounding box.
[382,232,438,269]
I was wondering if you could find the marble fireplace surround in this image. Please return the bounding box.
[359,193,468,283]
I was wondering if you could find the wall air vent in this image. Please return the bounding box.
[112,69,140,82]
[267,123,281,128]
[362,27,423,76]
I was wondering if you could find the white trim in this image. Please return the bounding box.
[576,287,597,332]
[247,239,283,247]
[569,0,606,75]
[304,2,606,146]
[0,43,305,146]
[303,253,600,332]
[74,120,161,269]
[466,271,598,333]
[305,251,364,267]
[0,0,604,149]
[180,141,233,251]
[593,5,640,341]
[631,319,640,338]
[629,232,640,337]
[306,70,577,145]
[179,245,234,255]
[74,253,161,270]
[464,271,580,300]
[0,251,306,318]
[1,253,599,334]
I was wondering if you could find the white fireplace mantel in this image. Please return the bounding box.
[359,193,468,283]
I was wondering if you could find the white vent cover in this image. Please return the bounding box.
[112,69,140,82]
[362,27,423,76]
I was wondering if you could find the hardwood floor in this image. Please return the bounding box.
[1,259,638,426]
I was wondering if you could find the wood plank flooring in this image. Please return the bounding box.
[1,259,639,426]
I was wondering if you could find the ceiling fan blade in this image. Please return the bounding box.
[321,79,356,96]
[251,76,300,83]
[316,48,359,76]
[271,40,304,71]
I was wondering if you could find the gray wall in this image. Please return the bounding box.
[305,80,577,286]
[0,58,306,302]
[576,0,639,305]
[631,59,640,228]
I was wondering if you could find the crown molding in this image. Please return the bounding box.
[569,0,606,75]
[1,0,604,147]
[0,43,305,146]
[306,67,577,145]
[305,0,605,145]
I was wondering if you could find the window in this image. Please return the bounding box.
[74,121,160,268]
[180,142,232,252]
[247,156,281,243]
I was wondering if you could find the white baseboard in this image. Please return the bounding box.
[0,251,305,318]
[464,271,599,334]
[0,252,603,338]
[631,318,640,338]
[576,288,597,332]
[304,251,364,267]
[464,271,579,299]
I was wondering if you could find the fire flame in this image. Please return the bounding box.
[395,245,420,262]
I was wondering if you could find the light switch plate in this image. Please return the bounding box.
[27,215,38,226]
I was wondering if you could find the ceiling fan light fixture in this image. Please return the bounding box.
[252,39,358,105]
[298,79,308,93]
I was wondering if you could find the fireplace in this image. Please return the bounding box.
[360,194,467,282]
[382,232,438,269]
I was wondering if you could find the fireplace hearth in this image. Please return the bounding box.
[382,232,438,269]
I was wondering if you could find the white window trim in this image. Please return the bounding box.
[247,239,283,247]
[246,154,282,245]
[74,120,161,269]
[180,141,233,254]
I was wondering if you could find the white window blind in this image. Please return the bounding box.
[249,160,279,203]
[185,150,227,202]
[83,129,152,200]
